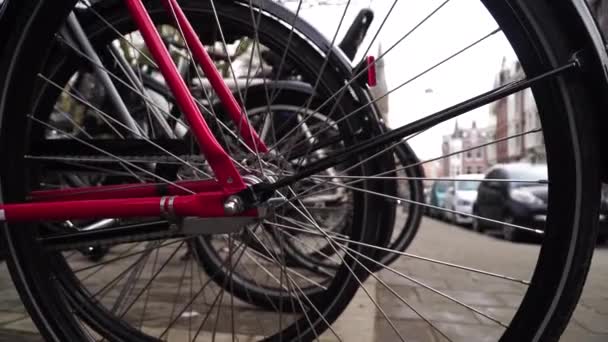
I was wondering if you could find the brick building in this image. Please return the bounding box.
[441,121,490,177]
[490,59,545,164]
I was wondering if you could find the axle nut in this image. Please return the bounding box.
[223,195,244,215]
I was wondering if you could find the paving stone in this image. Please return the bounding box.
[561,320,608,341]
[472,306,516,325]
[2,318,37,334]
[433,322,503,342]
[0,330,43,342]
[374,319,440,342]
[561,332,608,342]
[377,299,481,324]
[0,289,26,313]
[580,297,608,315]
[325,282,377,341]
[572,305,608,334]
[0,313,30,327]
[141,326,259,342]
[1,218,608,341]
[376,284,420,304]
[390,259,440,278]
[415,289,505,307]
[493,293,523,308]
[378,269,450,289]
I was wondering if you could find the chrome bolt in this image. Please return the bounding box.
[223,195,244,215]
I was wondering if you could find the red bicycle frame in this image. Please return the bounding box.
[0,0,267,223]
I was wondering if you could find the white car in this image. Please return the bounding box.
[442,174,485,225]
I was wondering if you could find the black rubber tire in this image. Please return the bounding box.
[372,142,425,268]
[480,0,602,340]
[501,214,520,242]
[472,205,486,233]
[192,83,391,313]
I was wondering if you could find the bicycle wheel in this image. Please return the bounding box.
[1,0,392,340]
[0,0,605,341]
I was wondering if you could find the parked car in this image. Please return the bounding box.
[428,179,450,218]
[442,174,485,225]
[472,163,548,241]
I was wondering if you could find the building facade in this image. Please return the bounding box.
[490,59,545,164]
[441,121,491,177]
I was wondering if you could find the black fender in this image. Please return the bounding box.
[245,0,354,74]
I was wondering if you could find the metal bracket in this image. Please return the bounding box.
[180,216,256,235]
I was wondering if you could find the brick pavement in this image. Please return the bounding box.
[0,218,606,341]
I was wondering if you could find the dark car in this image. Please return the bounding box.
[473,164,608,242]
[472,163,548,241]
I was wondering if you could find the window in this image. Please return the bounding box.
[477,166,483,174]
[476,149,482,159]
[466,166,472,174]
[466,151,472,159]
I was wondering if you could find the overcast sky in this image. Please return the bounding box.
[282,0,518,159]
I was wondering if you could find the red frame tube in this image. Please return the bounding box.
[1,191,257,222]
[29,179,221,202]
[124,0,247,191]
[162,0,268,153]
[0,0,272,223]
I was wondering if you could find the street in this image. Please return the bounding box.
[0,217,607,341]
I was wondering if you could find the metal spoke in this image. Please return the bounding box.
[29,157,155,179]
[246,224,339,341]
[270,222,341,266]
[272,36,572,192]
[26,155,205,166]
[266,0,304,104]
[73,238,183,273]
[279,191,405,341]
[78,242,143,283]
[267,0,453,152]
[312,175,543,235]
[160,238,249,338]
[271,27,501,156]
[54,32,190,134]
[53,106,93,139]
[288,128,543,205]
[91,242,163,301]
[136,241,162,329]
[167,247,190,334]
[343,243,508,327]
[162,2,246,161]
[268,220,530,285]
[38,74,211,178]
[330,234,453,341]
[206,0,269,176]
[29,116,196,194]
[65,12,143,135]
[78,0,158,68]
[309,175,547,184]
[266,0,353,151]
[245,0,275,176]
[241,231,328,289]
[116,240,187,318]
[110,241,158,314]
